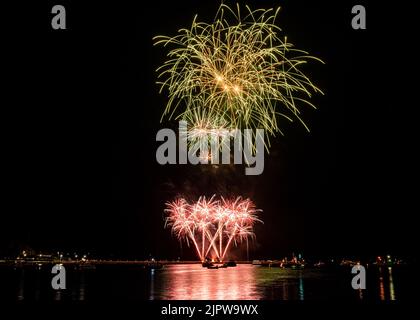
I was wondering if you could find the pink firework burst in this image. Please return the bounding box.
[164,195,262,261]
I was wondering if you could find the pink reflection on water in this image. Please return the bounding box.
[155,264,261,300]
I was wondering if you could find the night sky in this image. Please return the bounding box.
[2,0,417,261]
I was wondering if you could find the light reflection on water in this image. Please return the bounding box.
[388,267,395,301]
[377,266,396,301]
[151,264,304,300]
[378,269,386,301]
[1,264,406,301]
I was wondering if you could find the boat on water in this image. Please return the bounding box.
[282,261,304,269]
[202,261,214,268]
[270,261,282,267]
[203,259,237,269]
[259,260,273,267]
[224,260,237,267]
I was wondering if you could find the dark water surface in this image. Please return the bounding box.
[0,264,413,301]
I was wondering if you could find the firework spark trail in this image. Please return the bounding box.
[165,195,262,261]
[154,3,323,151]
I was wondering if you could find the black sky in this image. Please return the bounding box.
[2,0,417,261]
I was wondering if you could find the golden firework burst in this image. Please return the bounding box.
[154,3,324,150]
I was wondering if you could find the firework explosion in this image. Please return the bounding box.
[165,195,262,261]
[154,3,323,150]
